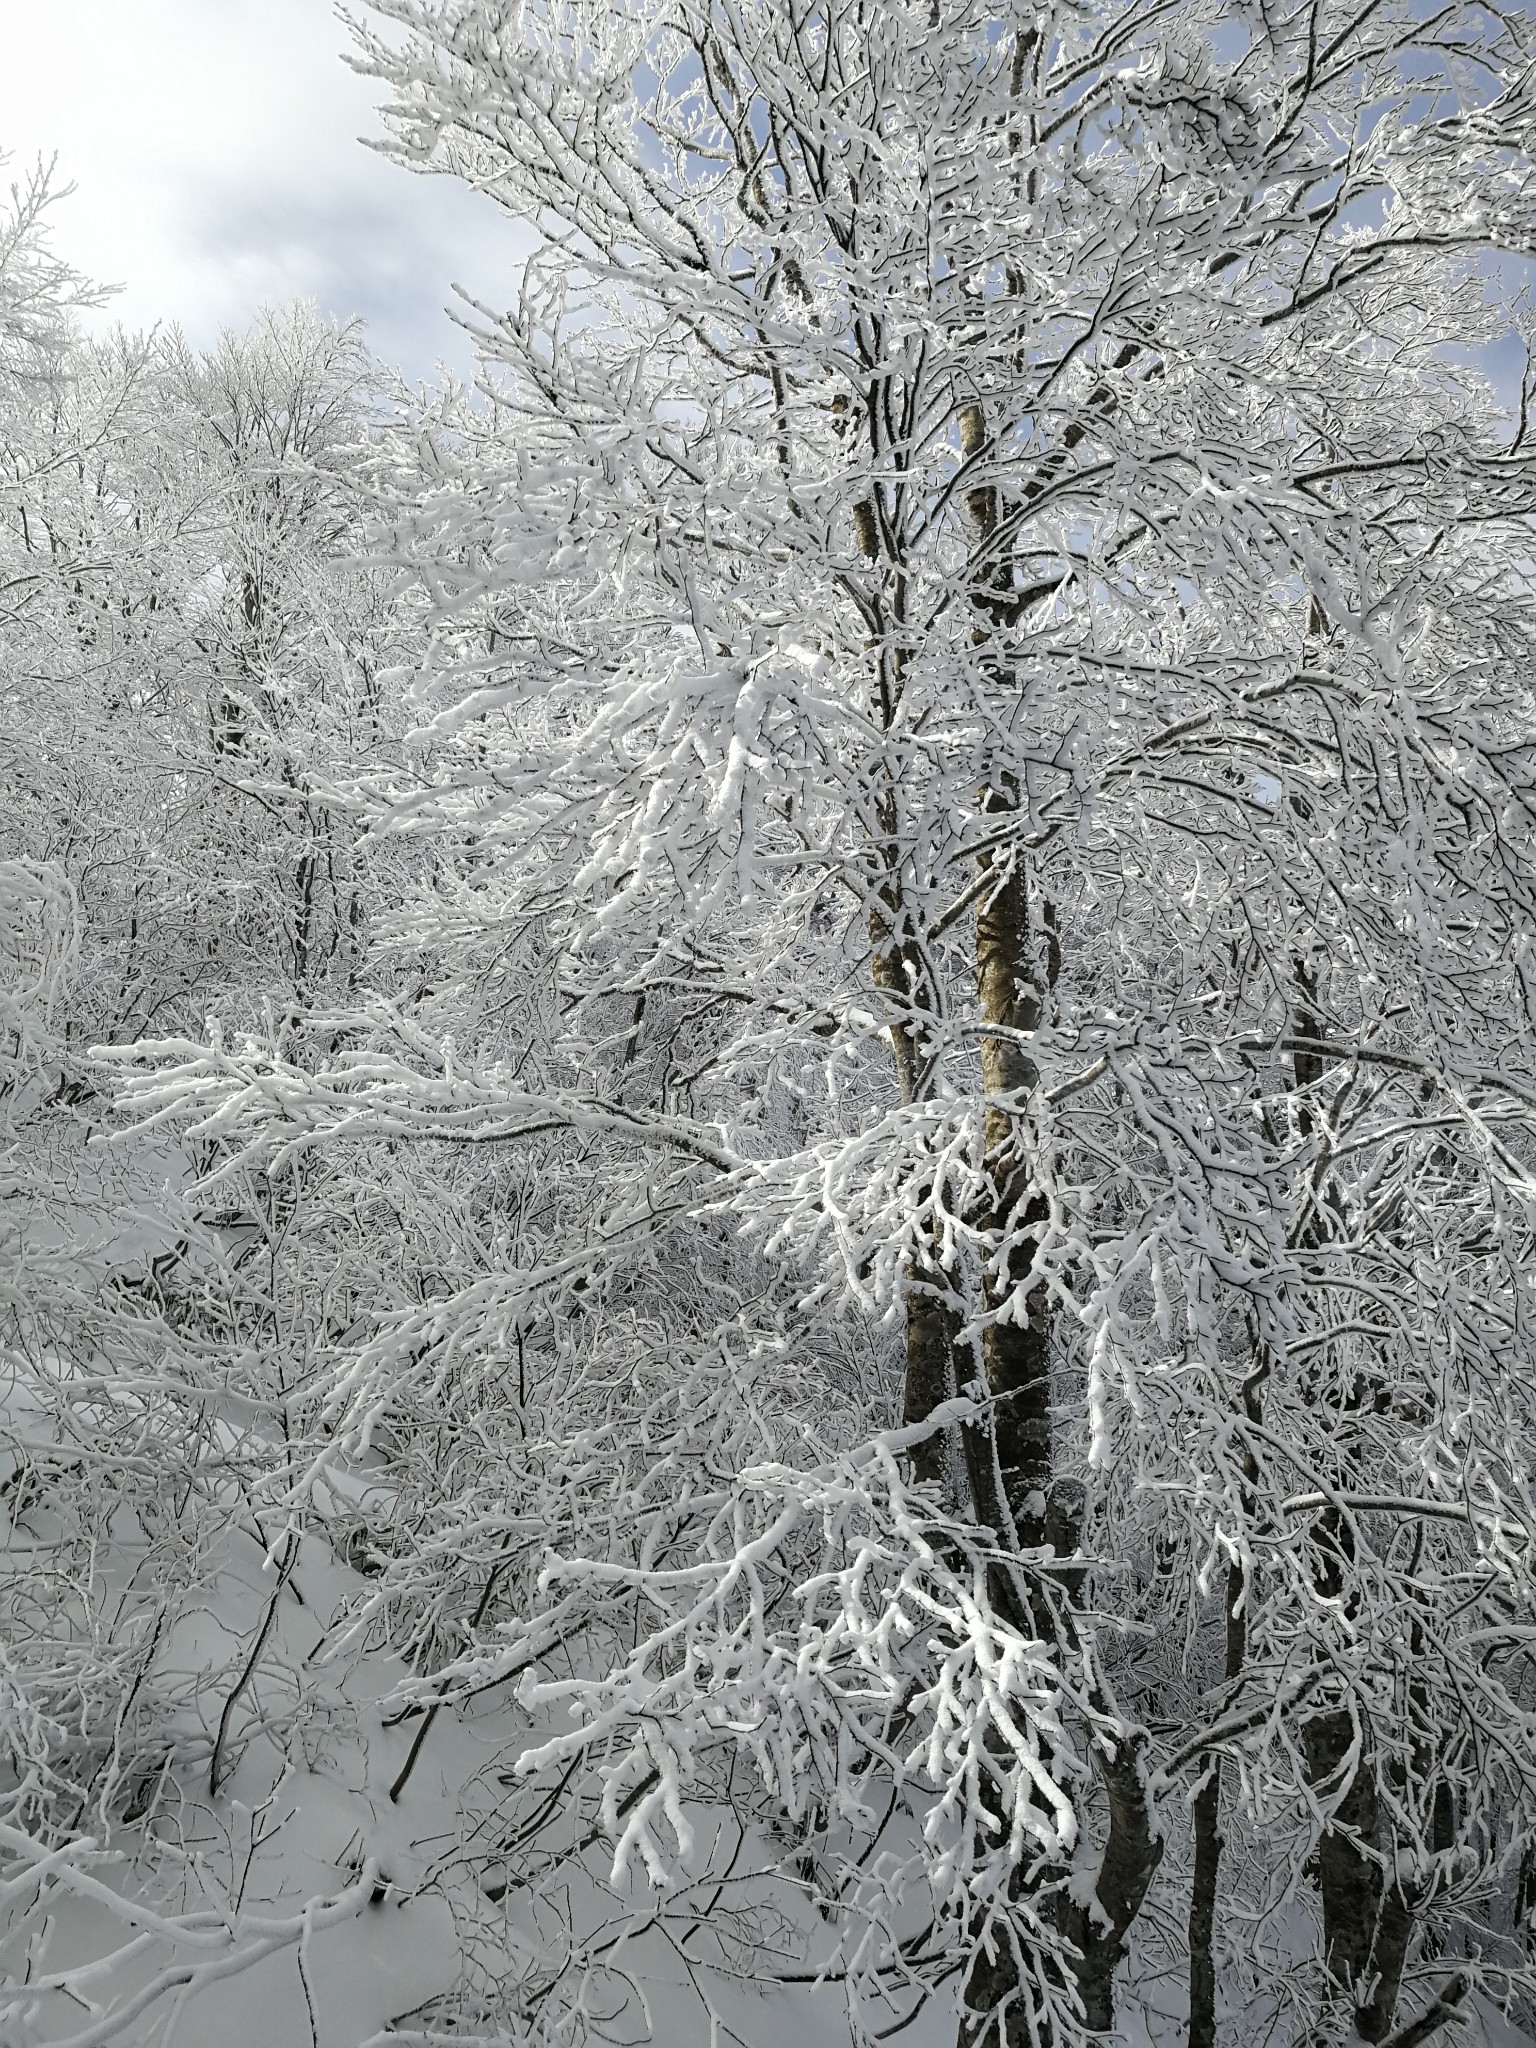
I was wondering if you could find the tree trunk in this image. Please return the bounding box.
[1058,1730,1165,2032]
[954,393,1163,2042]
[1290,988,1402,2035]
[871,795,963,1494]
[951,397,1068,2041]
[1303,1699,1383,2014]
[1188,1555,1248,2048]
[971,801,1052,1556]
[1355,1676,1456,2039]
[956,396,1054,1560]
[1189,1357,1264,2048]
[1358,1881,1419,2045]
[1188,1761,1224,2048]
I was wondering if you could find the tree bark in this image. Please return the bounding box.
[957,397,1054,1559]
[954,385,1163,2041]
[1303,1693,1383,2012]
[1061,1732,1165,2032]
[1189,1354,1265,2048]
[972,802,1052,1555]
[1290,983,1403,2034]
[1187,1553,1247,2048]
[871,834,963,1493]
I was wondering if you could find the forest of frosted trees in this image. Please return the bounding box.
[4,3,1536,2045]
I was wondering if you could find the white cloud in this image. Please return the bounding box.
[0,0,530,381]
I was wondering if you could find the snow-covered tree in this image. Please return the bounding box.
[1,253,435,2041]
[3,302,410,1056]
[18,2,1536,2042]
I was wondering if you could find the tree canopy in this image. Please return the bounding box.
[4,7,1536,2044]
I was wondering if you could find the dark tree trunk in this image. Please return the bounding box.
[1303,1699,1383,2013]
[1358,1882,1419,2045]
[953,358,1162,2041]
[962,1881,1065,2048]
[1188,1763,1223,2048]
[1355,1669,1457,2038]
[1188,1552,1248,2048]
[901,1279,961,1487]
[1060,1732,1165,2031]
[972,806,1052,1557]
[1188,1354,1265,2048]
[1289,992,1408,2037]
[871,775,964,1495]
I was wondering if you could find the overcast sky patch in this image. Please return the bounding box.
[0,0,526,383]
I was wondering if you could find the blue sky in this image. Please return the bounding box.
[0,0,529,384]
